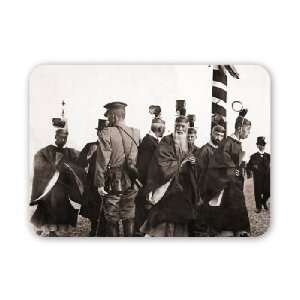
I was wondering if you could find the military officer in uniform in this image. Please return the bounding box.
[247,137,270,213]
[95,102,140,237]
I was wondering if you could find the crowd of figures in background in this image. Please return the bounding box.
[29,100,270,237]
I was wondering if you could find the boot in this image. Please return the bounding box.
[122,219,135,237]
[105,222,119,237]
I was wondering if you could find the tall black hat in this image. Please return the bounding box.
[257,136,266,146]
[95,119,109,131]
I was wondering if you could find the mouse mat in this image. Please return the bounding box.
[28,64,271,237]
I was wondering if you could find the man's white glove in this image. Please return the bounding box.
[98,187,108,196]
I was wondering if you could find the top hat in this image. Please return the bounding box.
[95,119,108,131]
[257,136,266,146]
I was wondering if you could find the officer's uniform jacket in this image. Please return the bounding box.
[95,123,140,191]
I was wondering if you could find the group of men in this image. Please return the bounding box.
[30,101,270,237]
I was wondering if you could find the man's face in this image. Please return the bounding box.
[187,133,197,145]
[211,131,224,146]
[55,132,68,148]
[157,125,166,138]
[257,144,265,152]
[175,122,188,135]
[106,111,116,126]
[239,125,251,139]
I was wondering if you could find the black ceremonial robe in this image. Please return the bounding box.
[78,141,106,236]
[142,134,198,235]
[30,145,86,228]
[204,136,250,233]
[135,134,159,231]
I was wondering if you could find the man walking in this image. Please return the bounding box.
[247,137,270,213]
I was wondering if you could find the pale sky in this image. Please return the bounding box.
[29,65,270,172]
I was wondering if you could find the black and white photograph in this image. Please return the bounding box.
[3,1,300,299]
[29,64,270,237]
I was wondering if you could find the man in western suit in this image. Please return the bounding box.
[247,136,270,213]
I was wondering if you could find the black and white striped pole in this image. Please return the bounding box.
[211,65,239,135]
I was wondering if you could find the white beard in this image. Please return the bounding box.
[174,132,188,153]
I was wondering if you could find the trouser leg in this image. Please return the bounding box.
[254,188,262,209]
[120,190,137,236]
[122,218,135,237]
[103,194,121,236]
[105,221,119,237]
[262,183,270,209]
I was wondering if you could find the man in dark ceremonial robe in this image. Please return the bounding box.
[205,110,251,237]
[30,128,86,236]
[140,116,198,237]
[246,137,270,213]
[135,114,166,235]
[194,125,225,236]
[78,119,108,236]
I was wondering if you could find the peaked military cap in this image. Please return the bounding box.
[104,101,127,117]
[104,101,127,110]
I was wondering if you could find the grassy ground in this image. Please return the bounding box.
[244,177,270,237]
[30,177,270,237]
